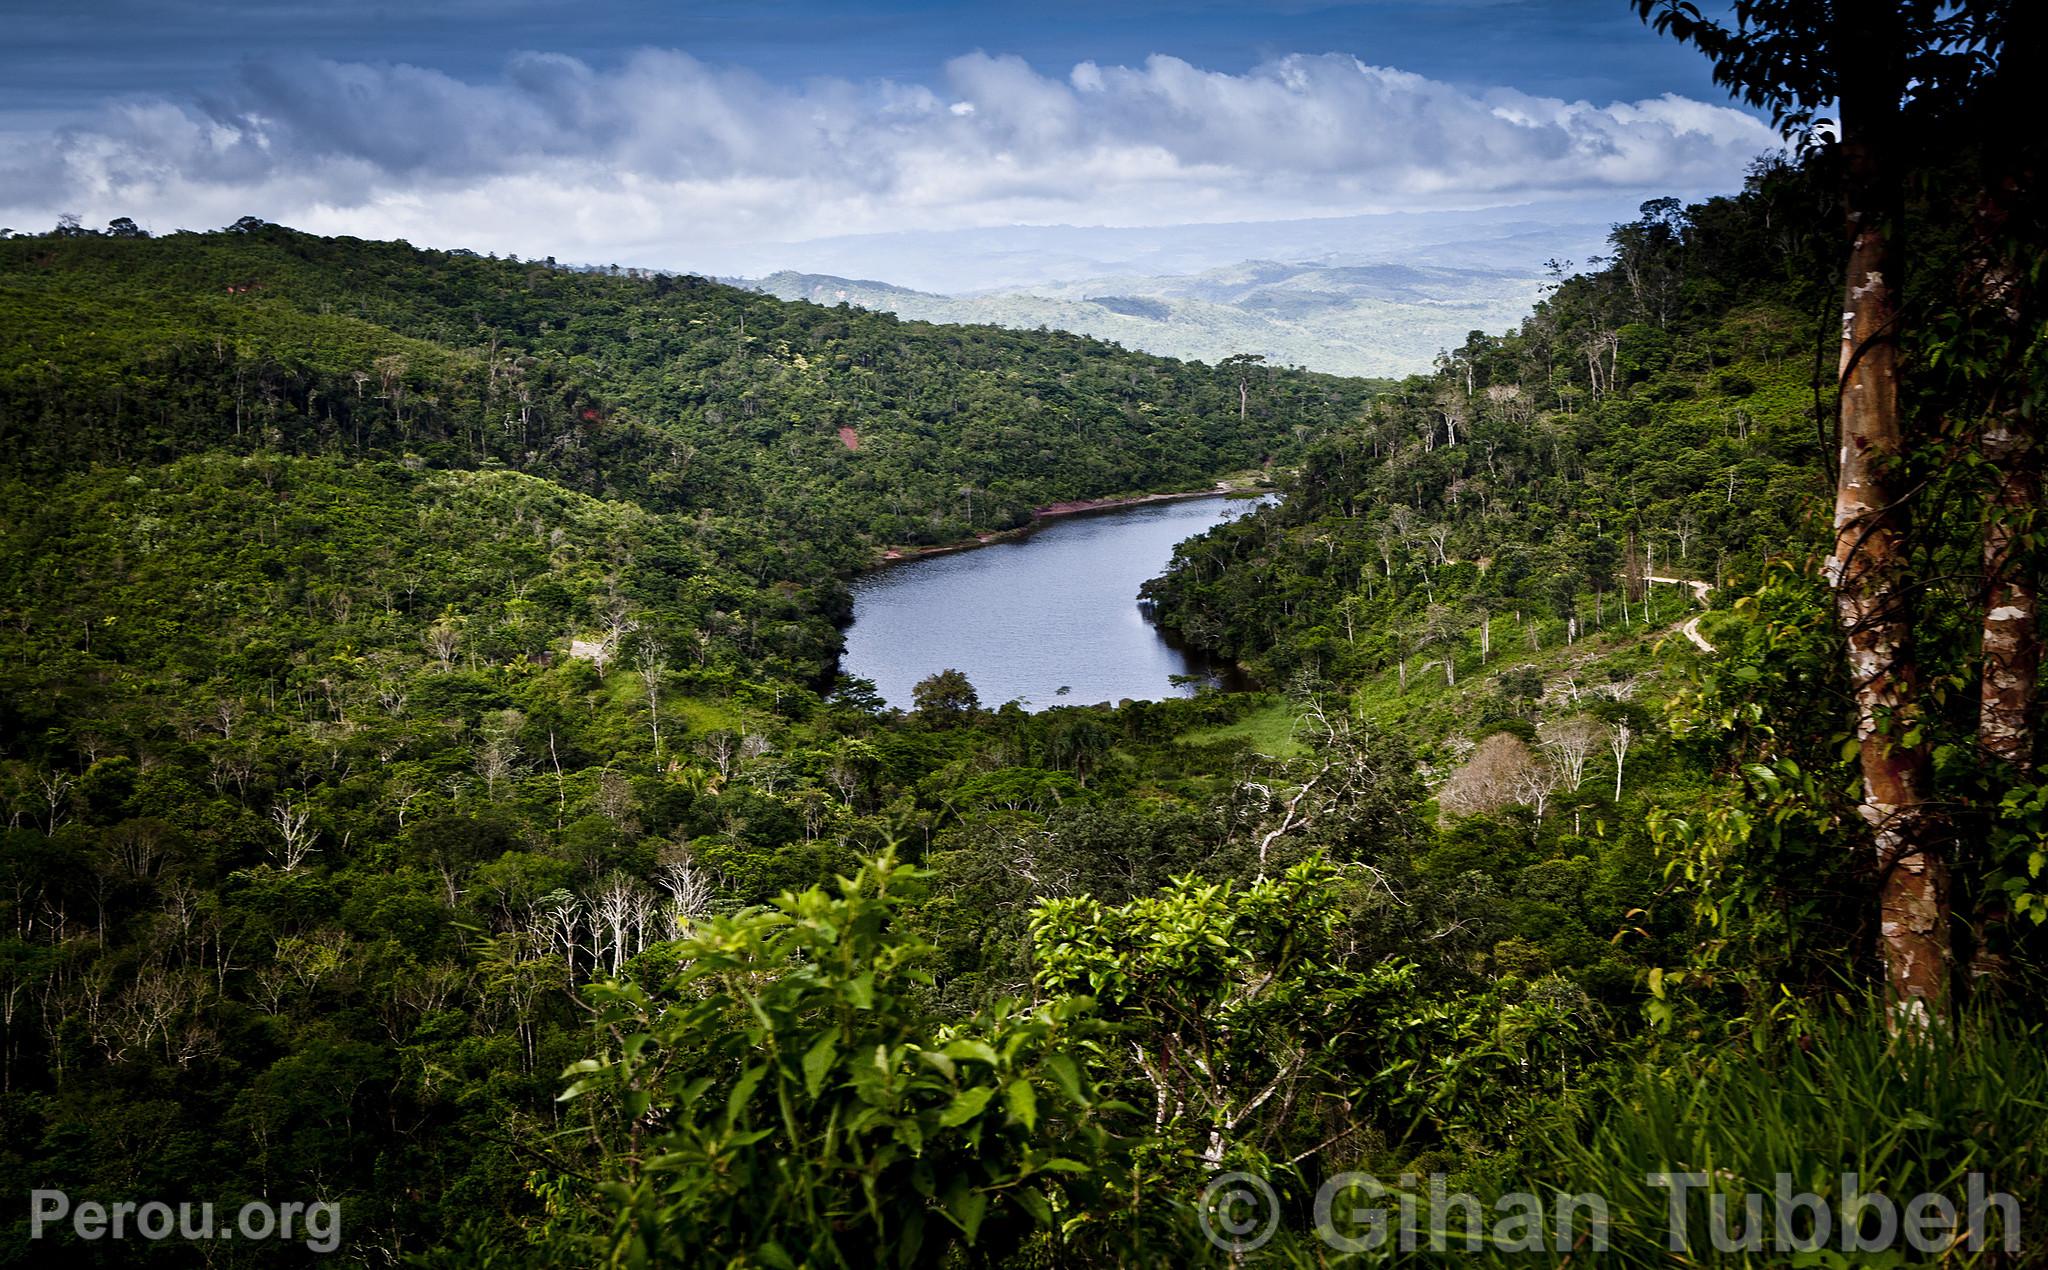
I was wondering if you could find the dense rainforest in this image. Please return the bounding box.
[3,6,2047,1265]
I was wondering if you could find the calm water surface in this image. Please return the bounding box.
[842,494,1266,711]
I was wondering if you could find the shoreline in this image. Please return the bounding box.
[872,479,1269,565]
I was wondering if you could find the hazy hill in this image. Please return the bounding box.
[711,197,1639,291]
[742,258,1546,378]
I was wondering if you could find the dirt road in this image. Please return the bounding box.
[1646,575,1715,653]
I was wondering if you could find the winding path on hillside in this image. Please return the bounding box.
[1646,575,1716,654]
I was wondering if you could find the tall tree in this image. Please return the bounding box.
[1955,2,2046,775]
[1634,0,2028,1022]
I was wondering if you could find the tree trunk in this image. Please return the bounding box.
[1969,0,2042,774]
[1978,414,2038,771]
[1825,15,1947,1025]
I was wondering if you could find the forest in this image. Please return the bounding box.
[2,2,2045,1266]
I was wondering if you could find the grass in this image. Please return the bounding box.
[1179,700,1309,758]
[1254,1006,2048,1267]
[671,694,744,740]
[1520,1006,2048,1267]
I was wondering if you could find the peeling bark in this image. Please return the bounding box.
[1823,17,1949,1024]
[1978,414,2039,772]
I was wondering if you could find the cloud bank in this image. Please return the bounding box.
[1,49,1778,269]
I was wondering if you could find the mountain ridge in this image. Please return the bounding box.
[739,257,1547,378]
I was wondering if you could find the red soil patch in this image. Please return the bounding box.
[837,425,860,451]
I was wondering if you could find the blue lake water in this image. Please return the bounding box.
[842,494,1265,711]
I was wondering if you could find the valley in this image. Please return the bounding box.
[1,44,2043,1258]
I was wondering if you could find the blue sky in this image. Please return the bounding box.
[3,1,1733,111]
[0,1,1774,277]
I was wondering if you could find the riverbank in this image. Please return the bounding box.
[874,474,1273,564]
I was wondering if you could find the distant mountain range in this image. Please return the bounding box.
[738,259,1547,379]
[721,198,1645,376]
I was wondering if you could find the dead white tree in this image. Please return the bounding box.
[636,640,668,756]
[652,847,716,938]
[474,709,526,801]
[102,819,168,880]
[423,619,461,672]
[37,772,72,835]
[1539,717,1603,792]
[1424,524,1452,566]
[1485,382,1533,425]
[1609,722,1635,801]
[1436,733,1538,819]
[587,873,657,977]
[531,889,584,979]
[475,736,521,800]
[1421,604,1458,684]
[1247,770,1325,879]
[268,799,317,874]
[826,754,862,808]
[703,731,738,781]
[1509,759,1560,820]
[596,770,638,831]
[591,603,638,679]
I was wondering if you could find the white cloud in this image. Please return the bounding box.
[0,49,1779,269]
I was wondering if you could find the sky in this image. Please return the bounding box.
[0,0,1778,280]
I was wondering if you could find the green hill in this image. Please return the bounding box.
[3,222,1374,562]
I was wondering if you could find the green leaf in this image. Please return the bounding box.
[845,971,876,1010]
[726,1064,766,1130]
[1004,1078,1037,1131]
[802,1031,839,1099]
[942,1039,1000,1067]
[895,1113,925,1155]
[1016,1187,1054,1227]
[1043,1053,1087,1107]
[942,1184,989,1243]
[938,1084,995,1128]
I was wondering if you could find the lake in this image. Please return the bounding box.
[841,493,1266,711]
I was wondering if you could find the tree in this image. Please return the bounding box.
[1539,717,1603,792]
[424,617,461,671]
[636,638,668,756]
[1438,733,1541,819]
[651,846,715,937]
[1608,721,1634,803]
[1032,857,1416,1173]
[1219,353,1266,422]
[912,669,980,722]
[1510,758,1560,821]
[268,798,317,874]
[474,709,525,801]
[1633,0,2033,1024]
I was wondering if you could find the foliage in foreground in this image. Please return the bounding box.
[549,857,2048,1268]
[556,852,1161,1269]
